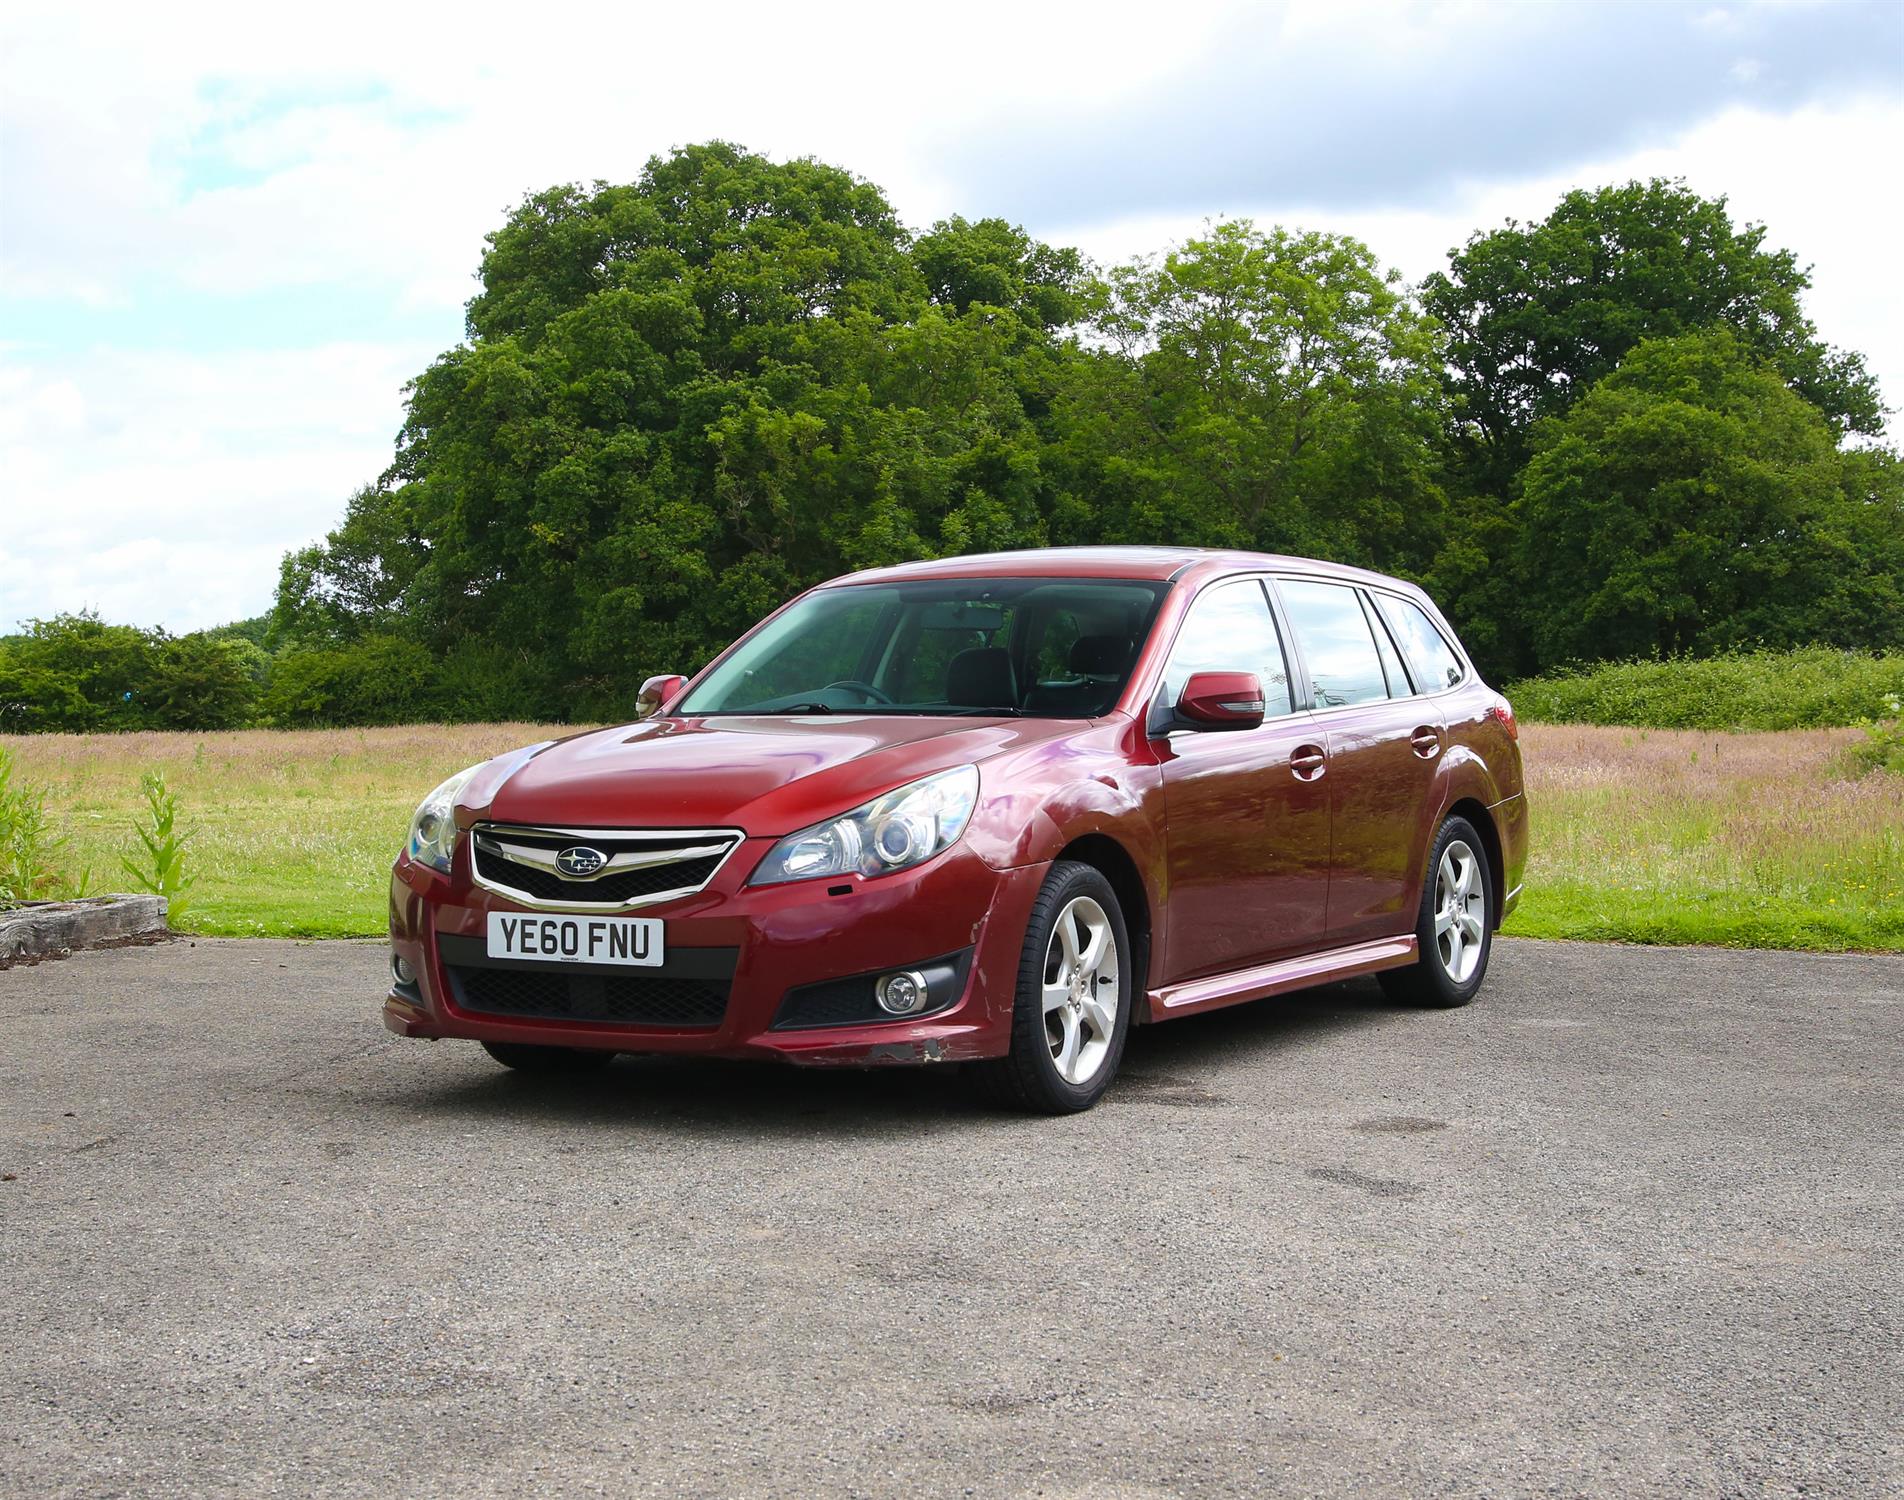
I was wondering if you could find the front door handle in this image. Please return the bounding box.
[1290,744,1327,782]
[1409,727,1441,759]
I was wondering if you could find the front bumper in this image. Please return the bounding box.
[384,835,1047,1066]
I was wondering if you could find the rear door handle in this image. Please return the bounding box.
[1410,727,1441,759]
[1290,744,1327,781]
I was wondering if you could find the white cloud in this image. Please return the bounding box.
[1,342,427,631]
[1,0,1243,315]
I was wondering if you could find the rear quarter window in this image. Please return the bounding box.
[1373,594,1466,693]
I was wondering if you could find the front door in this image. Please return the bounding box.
[1156,578,1330,983]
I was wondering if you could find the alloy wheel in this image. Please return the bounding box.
[1041,895,1121,1086]
[1434,839,1487,984]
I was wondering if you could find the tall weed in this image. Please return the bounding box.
[120,772,194,922]
[0,745,79,904]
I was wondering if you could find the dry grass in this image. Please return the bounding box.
[2,725,570,936]
[1511,724,1904,948]
[6,721,1900,948]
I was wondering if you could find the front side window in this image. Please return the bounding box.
[1158,579,1293,717]
[678,578,1169,718]
[1373,593,1466,693]
[1277,579,1390,709]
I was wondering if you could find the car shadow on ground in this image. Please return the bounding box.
[389,976,1415,1137]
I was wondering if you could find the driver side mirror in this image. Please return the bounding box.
[1174,671,1266,731]
[635,673,687,721]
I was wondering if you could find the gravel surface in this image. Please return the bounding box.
[2,936,1899,1498]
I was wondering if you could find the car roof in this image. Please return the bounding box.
[824,546,1413,592]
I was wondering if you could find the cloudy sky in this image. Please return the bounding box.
[4,0,1901,633]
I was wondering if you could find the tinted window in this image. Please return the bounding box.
[1374,593,1466,692]
[679,579,1168,717]
[1160,579,1293,716]
[1277,579,1390,709]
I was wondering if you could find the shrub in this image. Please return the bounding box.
[0,613,155,732]
[1504,648,1904,731]
[143,634,264,730]
[258,636,436,726]
[1852,695,1904,775]
[428,638,566,723]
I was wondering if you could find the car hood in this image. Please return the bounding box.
[466,714,1084,836]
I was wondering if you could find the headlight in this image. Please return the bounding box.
[406,763,483,873]
[750,766,979,886]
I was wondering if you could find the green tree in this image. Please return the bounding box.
[1054,220,1448,571]
[284,142,1081,717]
[913,216,1085,330]
[1517,330,1903,666]
[1424,179,1884,498]
[271,485,429,645]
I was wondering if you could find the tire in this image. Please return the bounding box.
[480,1040,616,1073]
[975,861,1133,1114]
[1379,815,1494,1009]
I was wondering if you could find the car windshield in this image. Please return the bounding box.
[677,578,1171,718]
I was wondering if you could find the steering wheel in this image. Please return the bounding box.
[823,679,894,705]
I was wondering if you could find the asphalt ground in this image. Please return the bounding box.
[1,936,1899,1498]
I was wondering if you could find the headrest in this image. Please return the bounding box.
[1069,634,1133,678]
[945,646,1018,708]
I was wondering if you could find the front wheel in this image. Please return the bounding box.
[480,1041,615,1073]
[976,861,1132,1113]
[1378,816,1494,1009]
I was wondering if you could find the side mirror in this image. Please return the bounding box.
[635,673,687,721]
[1175,671,1266,730]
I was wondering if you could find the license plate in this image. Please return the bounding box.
[486,912,664,967]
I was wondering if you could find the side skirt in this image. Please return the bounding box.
[1149,935,1418,1021]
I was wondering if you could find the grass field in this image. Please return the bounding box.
[6,722,1901,950]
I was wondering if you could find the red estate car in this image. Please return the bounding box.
[386,548,1527,1112]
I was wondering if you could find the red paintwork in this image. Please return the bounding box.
[386,547,1528,1063]
[1175,670,1267,728]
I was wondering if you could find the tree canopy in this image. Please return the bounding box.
[1518,330,1903,665]
[1055,221,1449,571]
[1423,180,1884,499]
[12,150,1898,733]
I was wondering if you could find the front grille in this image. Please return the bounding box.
[449,965,730,1028]
[471,825,741,908]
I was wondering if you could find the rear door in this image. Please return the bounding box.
[1155,577,1330,982]
[1272,577,1441,947]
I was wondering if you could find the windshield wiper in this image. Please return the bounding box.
[753,702,835,715]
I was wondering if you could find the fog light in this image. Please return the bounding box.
[391,954,416,986]
[875,970,929,1016]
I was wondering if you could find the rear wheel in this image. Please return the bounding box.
[1378,815,1494,1009]
[976,861,1132,1113]
[480,1041,615,1073]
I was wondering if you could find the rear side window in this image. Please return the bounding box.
[1373,593,1466,692]
[1276,579,1390,709]
[1159,579,1293,717]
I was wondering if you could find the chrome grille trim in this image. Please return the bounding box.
[468,823,745,912]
